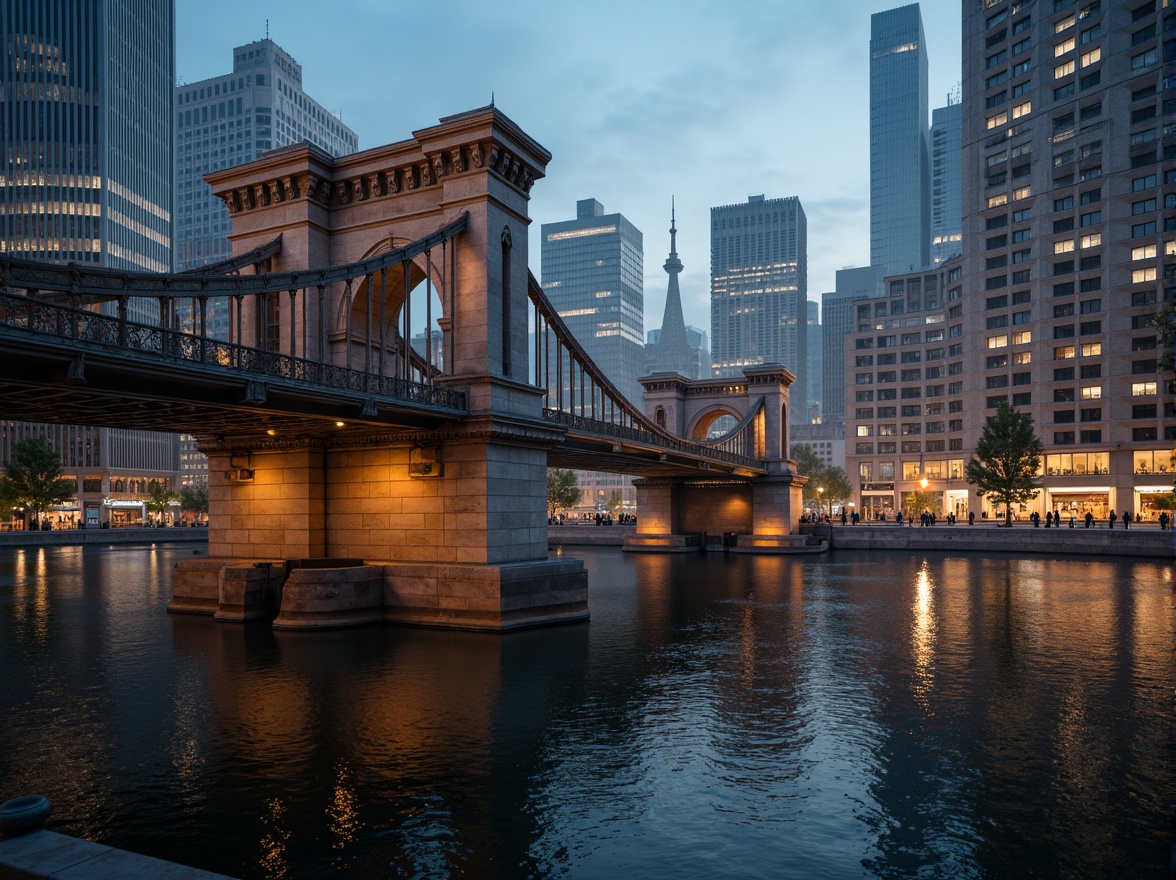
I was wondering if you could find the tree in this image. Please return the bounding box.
[179,481,209,522]
[820,466,853,508]
[546,469,581,518]
[790,443,825,505]
[605,489,623,518]
[145,483,179,522]
[965,400,1044,527]
[0,436,76,518]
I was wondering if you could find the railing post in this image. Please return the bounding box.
[118,297,128,347]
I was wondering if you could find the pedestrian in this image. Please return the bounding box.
[1084,511,1093,529]
[1109,510,1117,529]
[1122,510,1131,529]
[968,511,975,526]
[896,511,903,526]
[841,509,848,526]
[1045,511,1053,528]
[1160,511,1170,531]
[1031,511,1040,528]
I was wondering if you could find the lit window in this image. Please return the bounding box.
[1054,240,1075,254]
[1013,351,1032,364]
[1080,343,1101,357]
[1055,346,1075,359]
[1132,244,1157,260]
[1132,382,1157,396]
[1055,37,1076,56]
[1081,48,1101,67]
[988,193,1009,208]
[1013,331,1032,345]
[1013,186,1031,200]
[1166,240,1176,257]
[1013,100,1032,118]
[1055,14,1075,33]
[1080,233,1101,248]
[987,111,1009,129]
[857,426,874,437]
[987,335,1009,349]
[1132,267,1157,283]
[1055,60,1075,78]
[1081,385,1101,400]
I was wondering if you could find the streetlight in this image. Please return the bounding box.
[817,486,825,520]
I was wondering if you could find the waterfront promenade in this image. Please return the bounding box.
[548,521,1174,559]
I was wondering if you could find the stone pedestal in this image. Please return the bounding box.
[272,565,383,630]
[214,563,284,623]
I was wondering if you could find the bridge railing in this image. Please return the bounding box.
[528,273,761,467]
[0,290,466,412]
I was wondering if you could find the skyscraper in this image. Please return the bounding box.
[930,100,962,265]
[806,300,822,419]
[0,0,180,527]
[821,265,885,423]
[870,3,930,276]
[541,198,644,406]
[174,39,358,278]
[1,0,174,275]
[710,194,807,422]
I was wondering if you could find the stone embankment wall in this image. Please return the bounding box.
[0,527,208,549]
[548,523,1173,559]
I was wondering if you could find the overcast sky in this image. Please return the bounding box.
[176,0,961,335]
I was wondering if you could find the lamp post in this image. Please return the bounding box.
[817,486,825,520]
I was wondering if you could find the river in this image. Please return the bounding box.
[0,543,1169,878]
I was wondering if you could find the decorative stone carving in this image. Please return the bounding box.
[431,153,446,181]
[403,166,417,190]
[268,180,282,203]
[385,170,400,194]
[488,144,501,171]
[366,174,381,198]
[282,176,299,200]
[419,162,433,187]
[449,148,464,174]
[351,178,364,202]
[469,143,484,169]
[335,181,349,204]
[304,175,320,203]
[253,184,268,208]
[520,167,534,193]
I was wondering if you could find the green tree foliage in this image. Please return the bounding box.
[179,481,209,518]
[605,489,623,518]
[546,469,582,517]
[145,483,179,519]
[0,436,76,516]
[964,400,1044,527]
[902,490,941,517]
[790,445,852,510]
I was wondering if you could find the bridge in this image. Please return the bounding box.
[0,106,807,631]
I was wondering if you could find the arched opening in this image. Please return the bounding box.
[336,239,447,380]
[689,407,742,442]
[655,406,666,429]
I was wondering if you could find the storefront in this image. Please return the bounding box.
[1134,485,1172,524]
[104,498,146,527]
[1046,488,1110,522]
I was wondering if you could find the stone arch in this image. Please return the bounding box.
[687,405,745,443]
[655,406,666,429]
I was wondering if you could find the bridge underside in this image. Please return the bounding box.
[0,331,465,442]
[546,435,762,479]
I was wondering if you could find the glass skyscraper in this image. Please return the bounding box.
[870,3,930,276]
[930,101,962,265]
[540,198,645,407]
[709,194,807,421]
[1,0,174,274]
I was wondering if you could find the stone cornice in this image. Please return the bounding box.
[207,107,548,217]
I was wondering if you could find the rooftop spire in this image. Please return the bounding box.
[653,196,691,377]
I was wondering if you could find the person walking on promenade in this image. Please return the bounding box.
[1085,511,1093,528]
[968,511,975,526]
[1122,510,1131,529]
[1160,511,1170,531]
[1109,510,1117,529]
[1045,511,1053,528]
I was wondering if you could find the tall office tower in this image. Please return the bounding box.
[1,0,174,276]
[175,40,358,307]
[541,198,645,406]
[648,202,693,377]
[870,3,930,276]
[710,195,808,422]
[957,0,1171,521]
[930,101,963,265]
[821,265,886,423]
[645,325,712,380]
[806,300,823,419]
[0,1,180,528]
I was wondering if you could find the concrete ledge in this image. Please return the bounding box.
[622,533,703,553]
[214,563,285,623]
[272,565,383,630]
[0,829,235,879]
[381,559,588,631]
[547,525,633,547]
[170,558,282,616]
[730,534,827,554]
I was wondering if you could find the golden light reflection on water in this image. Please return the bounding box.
[259,797,291,880]
[911,560,935,708]
[327,762,362,850]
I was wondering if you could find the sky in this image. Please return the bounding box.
[176,0,961,336]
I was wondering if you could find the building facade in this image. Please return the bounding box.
[870,3,931,277]
[541,198,645,407]
[806,299,823,420]
[955,0,1174,524]
[710,195,808,423]
[821,265,886,423]
[0,0,182,526]
[174,39,357,310]
[930,100,963,265]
